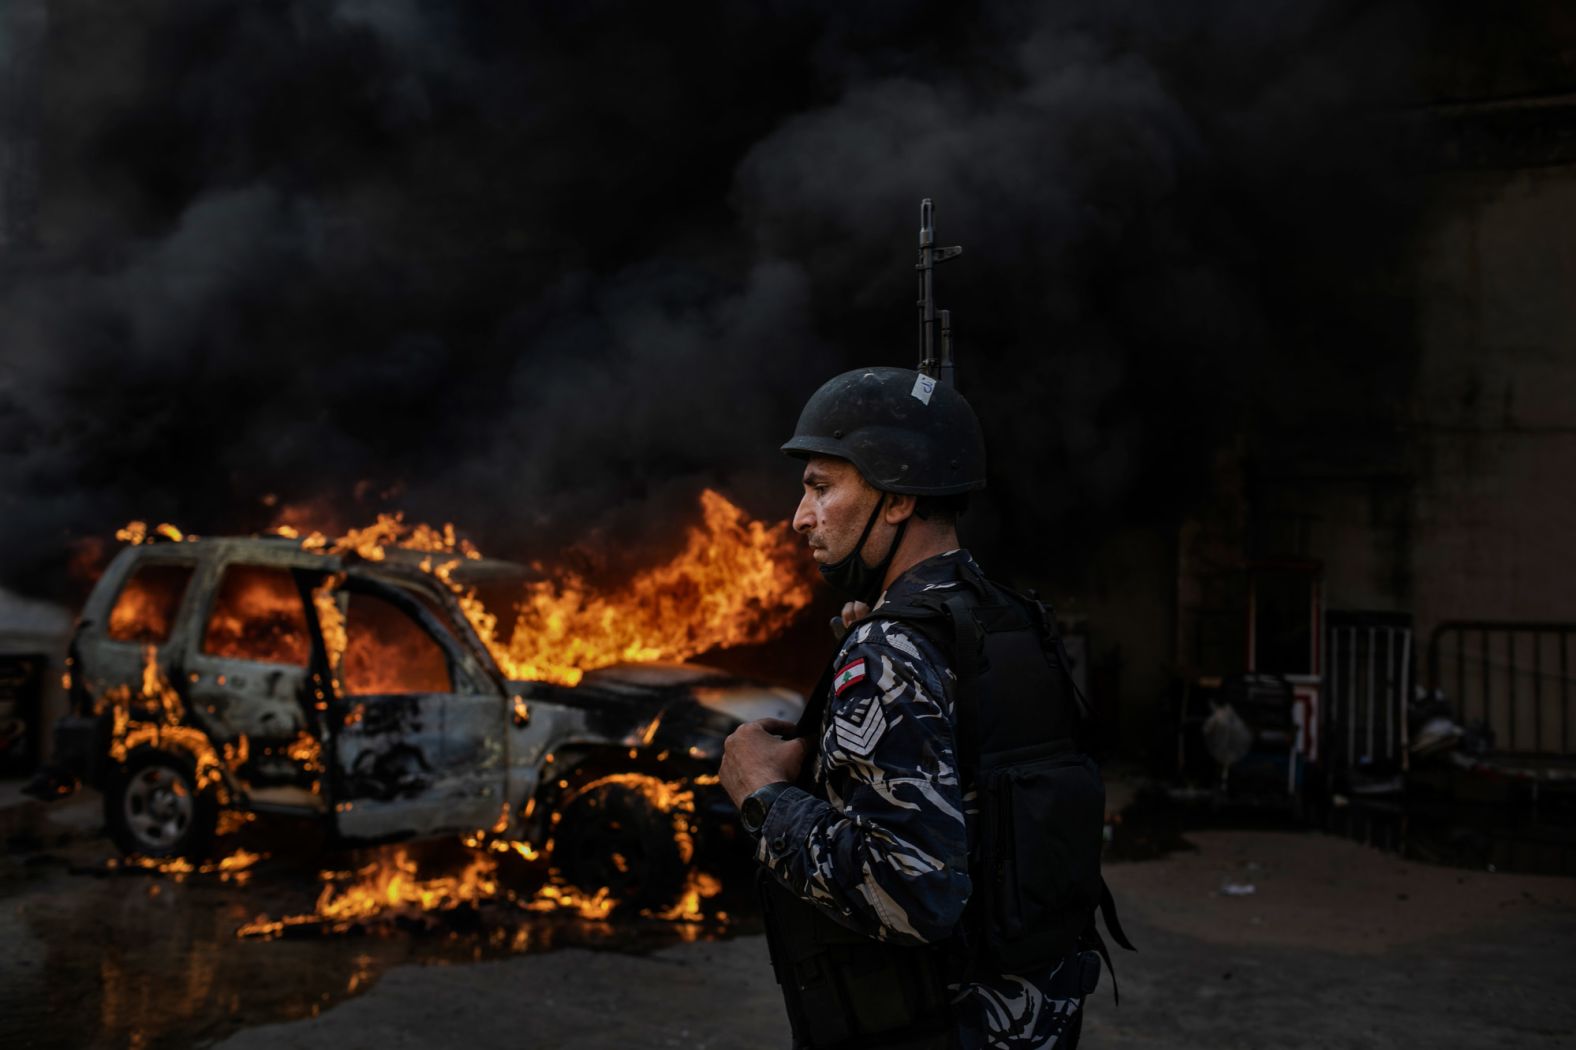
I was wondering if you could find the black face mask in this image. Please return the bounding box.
[819,495,909,606]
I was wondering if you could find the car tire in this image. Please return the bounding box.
[105,748,219,860]
[551,775,688,911]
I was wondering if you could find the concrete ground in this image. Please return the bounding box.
[209,831,1576,1050]
[5,778,1575,1049]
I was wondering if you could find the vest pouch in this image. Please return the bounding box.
[978,748,1105,973]
[757,871,953,1050]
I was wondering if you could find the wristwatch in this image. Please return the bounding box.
[739,781,792,837]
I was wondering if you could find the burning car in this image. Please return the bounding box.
[41,529,803,907]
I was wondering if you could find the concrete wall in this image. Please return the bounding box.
[1409,167,1576,636]
[1084,526,1177,757]
[1159,144,1576,762]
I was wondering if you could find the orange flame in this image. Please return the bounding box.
[236,847,501,939]
[107,570,186,643]
[105,490,792,936]
[201,567,314,666]
[236,770,725,937]
[121,488,810,686]
[285,730,324,773]
[267,489,813,685]
[106,848,266,885]
[464,489,812,685]
[311,512,482,563]
[99,647,234,804]
[311,574,348,673]
[549,772,699,865]
[116,521,188,545]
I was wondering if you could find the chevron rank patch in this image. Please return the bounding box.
[833,658,867,697]
[832,689,887,758]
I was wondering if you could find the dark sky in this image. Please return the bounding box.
[0,0,1430,600]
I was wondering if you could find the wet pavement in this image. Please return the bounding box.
[0,785,748,1050]
[5,775,1576,1049]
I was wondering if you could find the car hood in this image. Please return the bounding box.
[514,661,803,726]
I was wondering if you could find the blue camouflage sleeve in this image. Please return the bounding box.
[756,618,973,945]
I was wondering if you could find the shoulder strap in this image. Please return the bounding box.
[873,579,1090,725]
[795,588,971,764]
[1028,596,1094,727]
[1086,927,1119,1007]
[791,659,838,787]
[1100,877,1136,952]
[860,595,959,674]
[942,594,983,682]
[1082,877,1138,1006]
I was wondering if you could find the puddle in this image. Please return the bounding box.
[0,805,754,1050]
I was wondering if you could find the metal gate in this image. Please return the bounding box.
[1324,613,1412,787]
[1428,622,1576,757]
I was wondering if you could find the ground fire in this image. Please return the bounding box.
[49,488,810,941]
[233,774,726,941]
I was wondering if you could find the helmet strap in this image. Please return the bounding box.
[819,495,910,606]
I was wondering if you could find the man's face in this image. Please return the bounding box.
[793,456,882,566]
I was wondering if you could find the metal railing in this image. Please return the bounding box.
[1428,622,1576,757]
[1325,617,1412,782]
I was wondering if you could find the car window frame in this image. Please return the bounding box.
[334,574,482,697]
[195,559,319,671]
[97,554,202,651]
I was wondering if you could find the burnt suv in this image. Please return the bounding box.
[42,535,799,902]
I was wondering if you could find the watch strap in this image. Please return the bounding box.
[740,780,792,836]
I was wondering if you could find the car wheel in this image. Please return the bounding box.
[550,775,687,911]
[105,748,219,859]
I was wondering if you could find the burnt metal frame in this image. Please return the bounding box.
[1428,621,1576,757]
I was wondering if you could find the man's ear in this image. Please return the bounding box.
[883,492,917,525]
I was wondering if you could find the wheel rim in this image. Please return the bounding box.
[123,764,193,850]
[569,805,647,895]
[557,783,670,902]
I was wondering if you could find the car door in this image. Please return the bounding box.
[326,575,506,840]
[80,550,201,702]
[184,560,318,795]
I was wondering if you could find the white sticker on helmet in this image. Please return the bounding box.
[911,374,936,405]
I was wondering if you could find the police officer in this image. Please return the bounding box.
[720,366,1100,1050]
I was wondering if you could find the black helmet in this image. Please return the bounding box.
[781,366,986,495]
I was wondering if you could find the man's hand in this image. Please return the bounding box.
[840,601,871,628]
[720,718,809,809]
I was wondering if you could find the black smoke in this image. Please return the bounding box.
[0,0,1428,599]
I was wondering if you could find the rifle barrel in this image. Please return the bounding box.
[917,198,935,375]
[939,308,954,388]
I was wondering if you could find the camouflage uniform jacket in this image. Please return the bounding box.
[757,549,1083,1049]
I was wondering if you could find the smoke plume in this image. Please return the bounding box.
[0,0,1426,599]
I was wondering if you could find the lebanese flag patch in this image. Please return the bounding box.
[833,659,867,697]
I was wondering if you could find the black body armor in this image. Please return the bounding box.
[758,560,1133,1049]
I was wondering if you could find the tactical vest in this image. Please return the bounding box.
[759,562,1134,1050]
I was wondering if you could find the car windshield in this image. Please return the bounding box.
[372,561,542,676]
[464,574,534,635]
